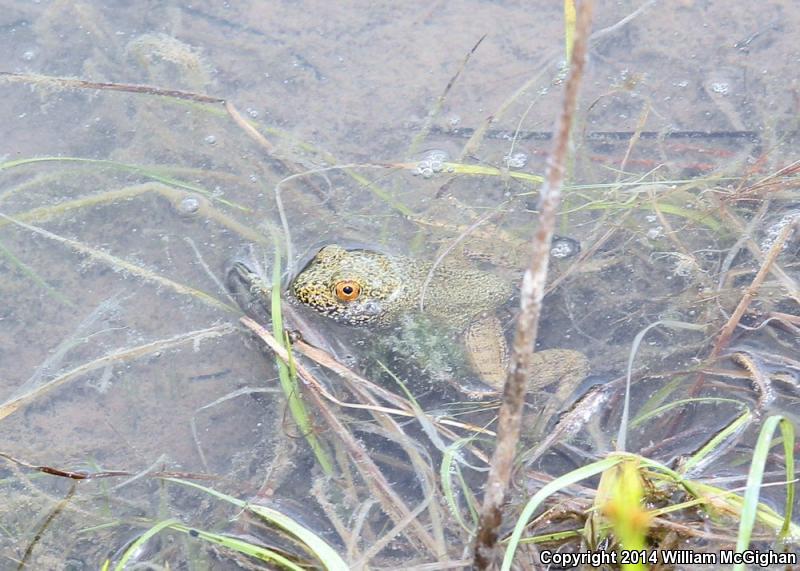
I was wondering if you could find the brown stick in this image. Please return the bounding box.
[0,451,219,481]
[708,219,797,358]
[0,72,284,162]
[0,71,225,103]
[472,2,594,567]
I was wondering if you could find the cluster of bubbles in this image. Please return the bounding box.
[709,81,730,95]
[414,149,452,179]
[503,152,528,169]
[644,214,664,240]
[760,210,799,252]
[550,236,580,259]
[651,251,703,279]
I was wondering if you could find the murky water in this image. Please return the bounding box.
[0,1,798,568]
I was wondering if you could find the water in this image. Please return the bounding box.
[0,1,798,567]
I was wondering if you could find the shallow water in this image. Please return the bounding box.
[0,1,798,568]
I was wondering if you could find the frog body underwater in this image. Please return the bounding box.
[290,244,588,399]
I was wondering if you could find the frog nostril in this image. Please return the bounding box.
[362,300,382,315]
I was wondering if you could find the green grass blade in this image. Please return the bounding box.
[443,161,544,184]
[270,245,333,475]
[165,478,348,570]
[112,518,181,571]
[680,410,753,475]
[440,437,479,533]
[632,397,747,428]
[564,0,576,61]
[171,523,305,570]
[0,238,75,307]
[633,376,699,419]
[734,415,796,570]
[502,456,623,571]
[568,199,723,231]
[777,427,796,541]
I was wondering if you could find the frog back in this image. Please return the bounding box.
[417,260,513,331]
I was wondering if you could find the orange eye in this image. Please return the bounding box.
[334,280,361,301]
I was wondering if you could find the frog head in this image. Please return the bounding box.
[291,245,406,326]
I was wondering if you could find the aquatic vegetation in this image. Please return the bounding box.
[0,1,798,568]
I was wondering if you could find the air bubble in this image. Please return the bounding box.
[503,152,528,169]
[647,227,663,239]
[176,195,201,216]
[414,149,449,178]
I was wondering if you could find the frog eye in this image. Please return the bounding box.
[334,280,361,301]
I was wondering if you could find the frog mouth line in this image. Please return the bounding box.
[328,299,386,325]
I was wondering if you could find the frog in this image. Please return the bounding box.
[289,244,589,403]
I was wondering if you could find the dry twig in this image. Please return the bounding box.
[239,316,441,555]
[473,2,594,567]
[711,218,797,357]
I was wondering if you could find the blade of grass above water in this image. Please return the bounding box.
[270,245,333,475]
[564,0,577,61]
[502,456,623,571]
[734,415,796,569]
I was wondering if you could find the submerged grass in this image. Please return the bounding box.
[0,324,235,422]
[104,478,348,571]
[0,114,795,571]
[0,213,237,313]
[0,181,266,243]
[0,238,75,308]
[440,436,481,533]
[0,156,249,211]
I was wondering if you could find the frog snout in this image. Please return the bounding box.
[338,298,385,325]
[354,299,383,319]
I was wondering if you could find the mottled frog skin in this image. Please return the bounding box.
[291,245,511,330]
[292,244,588,397]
